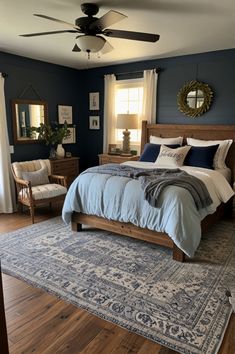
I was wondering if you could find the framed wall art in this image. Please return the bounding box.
[58,105,73,124]
[62,126,76,144]
[89,116,100,130]
[89,92,99,110]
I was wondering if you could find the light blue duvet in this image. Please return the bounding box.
[62,167,218,258]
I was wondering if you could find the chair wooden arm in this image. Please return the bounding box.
[49,175,67,188]
[13,177,33,208]
[14,177,31,188]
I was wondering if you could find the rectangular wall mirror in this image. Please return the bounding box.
[12,99,48,144]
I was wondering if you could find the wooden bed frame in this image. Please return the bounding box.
[71,122,235,262]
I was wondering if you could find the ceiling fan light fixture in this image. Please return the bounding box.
[77,35,105,53]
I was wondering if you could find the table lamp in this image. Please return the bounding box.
[116,113,138,155]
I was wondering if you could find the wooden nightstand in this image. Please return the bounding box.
[98,154,139,165]
[50,157,79,186]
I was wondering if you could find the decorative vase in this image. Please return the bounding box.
[56,144,65,159]
[49,145,56,159]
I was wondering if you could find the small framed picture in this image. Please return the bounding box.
[62,127,76,144]
[58,105,73,124]
[89,116,100,130]
[89,92,99,110]
[108,144,117,154]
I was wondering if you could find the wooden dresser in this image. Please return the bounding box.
[98,154,139,165]
[50,157,79,186]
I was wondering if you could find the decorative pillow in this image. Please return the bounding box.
[184,144,219,170]
[186,137,233,169]
[150,135,183,146]
[139,143,180,162]
[21,167,49,186]
[155,145,191,167]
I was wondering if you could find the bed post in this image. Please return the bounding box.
[71,222,82,232]
[141,120,148,153]
[173,244,185,262]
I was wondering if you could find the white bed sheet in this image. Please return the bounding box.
[216,167,231,182]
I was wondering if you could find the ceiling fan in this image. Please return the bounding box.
[20,3,160,55]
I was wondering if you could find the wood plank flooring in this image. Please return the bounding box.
[0,209,234,353]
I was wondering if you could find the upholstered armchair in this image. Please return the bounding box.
[11,159,67,223]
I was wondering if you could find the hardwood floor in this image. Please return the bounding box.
[0,209,234,354]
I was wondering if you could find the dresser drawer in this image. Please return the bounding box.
[52,161,78,174]
[100,156,115,164]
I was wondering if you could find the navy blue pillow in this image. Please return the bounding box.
[184,144,219,169]
[139,143,180,162]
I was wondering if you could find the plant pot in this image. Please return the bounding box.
[56,144,65,159]
[49,145,56,159]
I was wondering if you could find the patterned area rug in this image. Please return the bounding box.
[0,217,235,354]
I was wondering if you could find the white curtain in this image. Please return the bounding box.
[0,75,15,213]
[142,69,158,123]
[103,74,116,153]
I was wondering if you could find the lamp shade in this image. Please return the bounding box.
[77,35,106,53]
[116,114,138,130]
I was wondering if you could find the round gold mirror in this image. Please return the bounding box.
[177,80,213,118]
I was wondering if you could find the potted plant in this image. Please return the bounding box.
[29,122,71,158]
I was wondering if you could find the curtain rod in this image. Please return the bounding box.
[105,67,161,77]
[1,73,8,78]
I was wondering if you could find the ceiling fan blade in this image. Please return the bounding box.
[100,40,113,54]
[20,30,78,37]
[103,29,160,42]
[89,10,127,31]
[34,14,81,30]
[72,44,81,52]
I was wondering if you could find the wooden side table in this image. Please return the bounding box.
[98,154,139,165]
[50,157,79,186]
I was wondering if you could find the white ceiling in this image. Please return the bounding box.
[1,0,235,70]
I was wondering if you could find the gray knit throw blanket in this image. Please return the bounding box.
[83,164,213,210]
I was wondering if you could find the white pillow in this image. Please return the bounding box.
[22,167,49,186]
[187,137,233,169]
[150,135,183,146]
[155,145,191,167]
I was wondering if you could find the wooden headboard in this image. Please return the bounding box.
[141,121,235,183]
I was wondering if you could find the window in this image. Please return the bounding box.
[115,79,143,145]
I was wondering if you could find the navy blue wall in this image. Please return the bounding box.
[1,48,235,170]
[81,48,235,168]
[0,51,82,163]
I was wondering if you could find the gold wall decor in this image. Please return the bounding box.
[177,80,213,118]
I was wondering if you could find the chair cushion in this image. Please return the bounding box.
[19,184,67,201]
[22,167,49,186]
